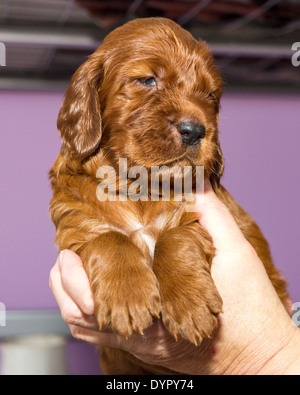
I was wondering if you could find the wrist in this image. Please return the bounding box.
[220,310,300,376]
[247,325,300,376]
[260,326,300,375]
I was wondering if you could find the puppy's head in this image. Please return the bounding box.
[58,18,224,182]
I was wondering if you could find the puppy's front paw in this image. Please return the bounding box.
[153,224,223,346]
[162,285,222,346]
[94,264,161,339]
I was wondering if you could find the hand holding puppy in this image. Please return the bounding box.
[50,180,300,375]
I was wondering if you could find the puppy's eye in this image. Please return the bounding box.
[208,93,217,101]
[138,77,157,87]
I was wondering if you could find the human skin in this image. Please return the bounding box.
[49,180,300,375]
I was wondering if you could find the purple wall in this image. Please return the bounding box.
[0,90,299,374]
[0,91,61,310]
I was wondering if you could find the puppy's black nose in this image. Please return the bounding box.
[177,122,206,146]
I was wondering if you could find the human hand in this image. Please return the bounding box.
[49,180,300,375]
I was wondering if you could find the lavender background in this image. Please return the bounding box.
[0,90,299,374]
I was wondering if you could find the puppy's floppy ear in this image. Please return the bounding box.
[211,138,224,187]
[58,54,103,159]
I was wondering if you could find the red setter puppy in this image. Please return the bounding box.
[50,18,289,374]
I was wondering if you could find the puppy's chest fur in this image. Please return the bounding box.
[51,156,199,259]
[96,199,198,264]
[54,156,201,263]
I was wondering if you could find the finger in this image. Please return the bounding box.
[50,259,82,321]
[196,179,249,252]
[95,320,169,353]
[60,250,94,316]
[69,325,107,345]
[69,325,128,349]
[50,257,98,331]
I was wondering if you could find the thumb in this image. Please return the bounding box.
[196,179,248,253]
[60,250,94,316]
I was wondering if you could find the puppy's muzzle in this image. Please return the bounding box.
[177,121,206,146]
